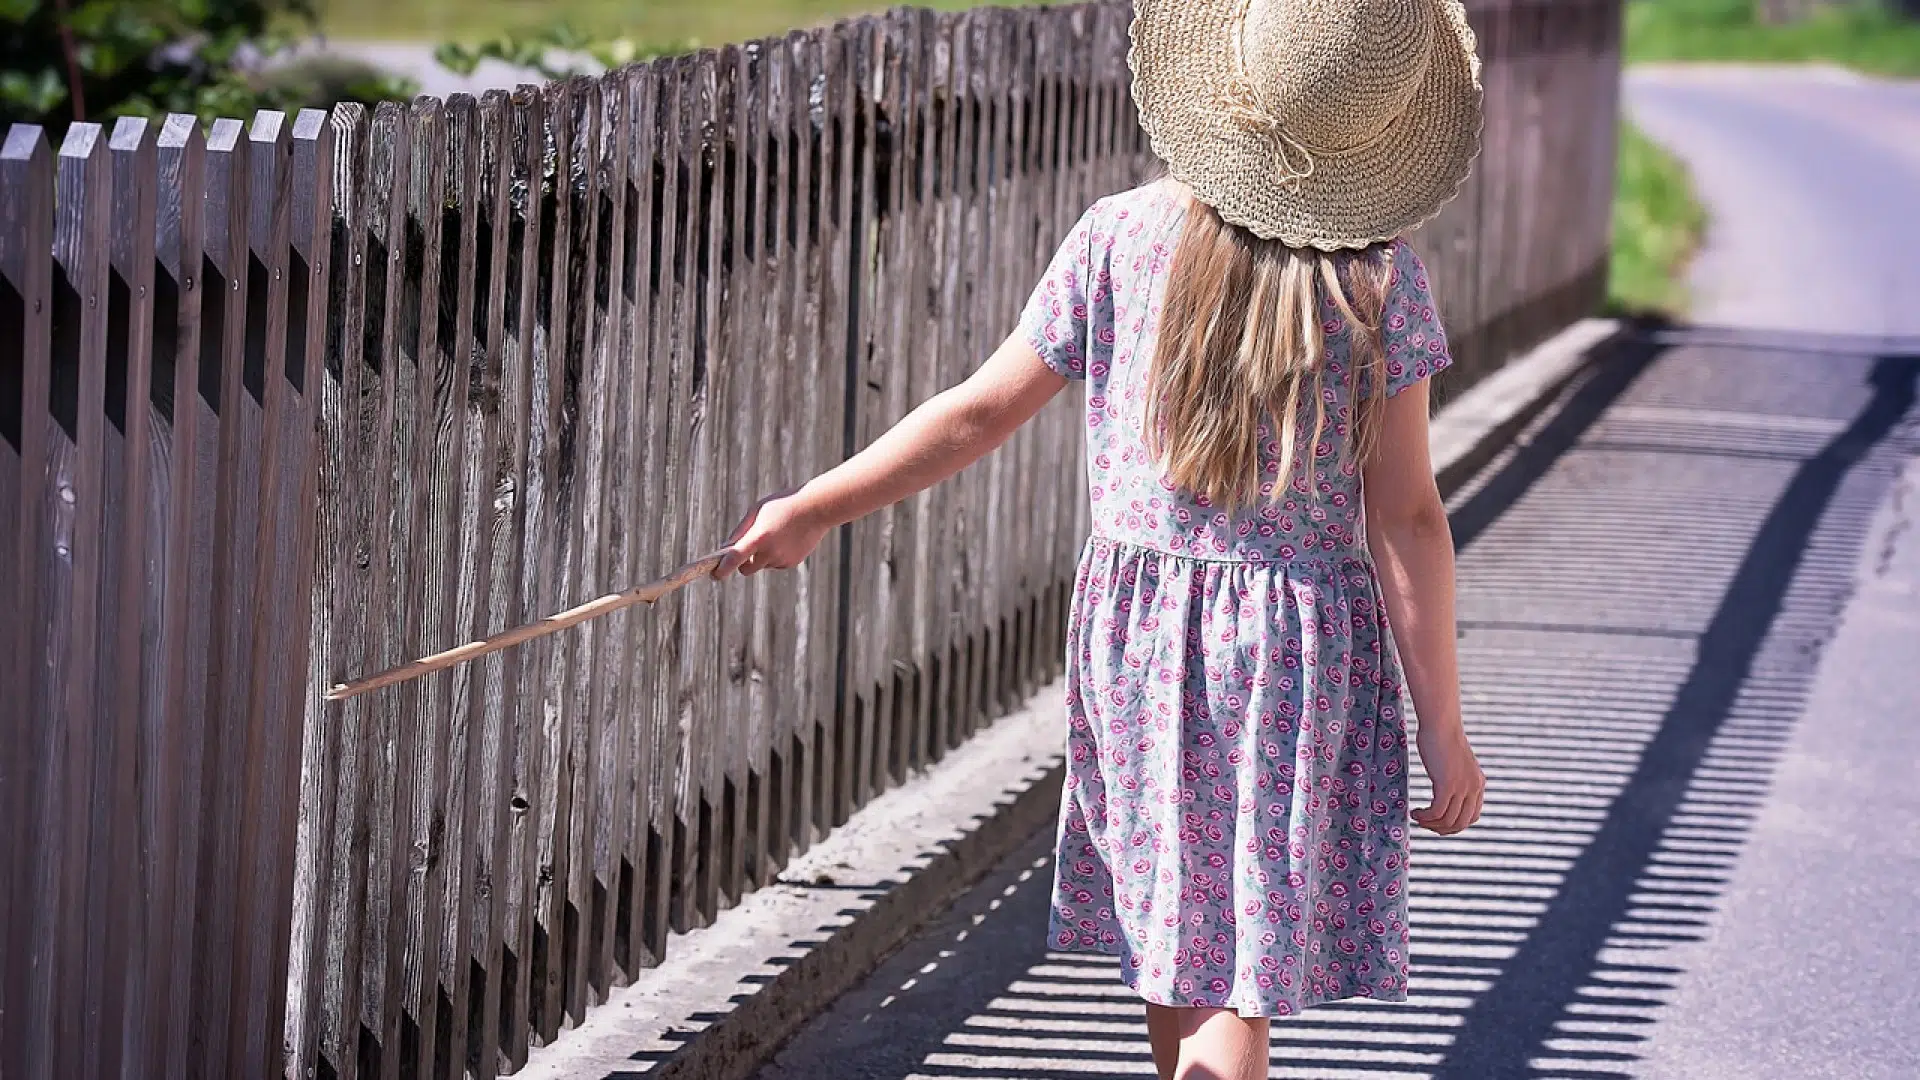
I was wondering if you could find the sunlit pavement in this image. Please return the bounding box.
[747,68,1920,1080]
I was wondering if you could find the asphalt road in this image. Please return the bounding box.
[748,66,1920,1080]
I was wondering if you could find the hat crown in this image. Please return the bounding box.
[1236,0,1436,153]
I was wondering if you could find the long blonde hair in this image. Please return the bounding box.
[1144,201,1393,509]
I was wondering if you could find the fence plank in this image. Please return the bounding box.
[976,10,1011,727]
[526,74,584,1041]
[221,108,293,1078]
[693,49,730,928]
[499,82,551,1075]
[668,50,717,936]
[613,62,666,979]
[1006,11,1041,707]
[582,72,636,998]
[715,41,753,911]
[947,15,980,751]
[306,101,377,1080]
[88,114,158,1080]
[845,21,881,815]
[776,29,821,865]
[132,112,205,1080]
[456,87,526,1080]
[740,34,785,886]
[50,122,115,1079]
[181,116,251,1075]
[901,11,940,777]
[390,89,464,1080]
[639,55,690,962]
[556,72,619,1018]
[288,100,352,1080]
[520,73,581,1052]
[156,113,226,1080]
[431,90,486,1080]
[254,105,330,1080]
[1031,9,1070,687]
[340,100,412,1080]
[371,93,448,1079]
[868,13,910,790]
[823,23,860,832]
[0,123,53,1080]
[38,119,111,1080]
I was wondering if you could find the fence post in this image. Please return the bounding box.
[0,121,54,1080]
[96,112,158,1080]
[46,120,112,1080]
[147,111,210,1080]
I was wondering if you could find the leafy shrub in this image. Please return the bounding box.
[432,21,695,83]
[0,0,414,129]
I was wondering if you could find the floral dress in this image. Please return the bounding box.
[1019,181,1453,1017]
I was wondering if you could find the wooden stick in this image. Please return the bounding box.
[324,549,732,702]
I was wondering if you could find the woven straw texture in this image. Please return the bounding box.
[1128,0,1484,251]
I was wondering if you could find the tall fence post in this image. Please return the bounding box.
[0,120,54,1080]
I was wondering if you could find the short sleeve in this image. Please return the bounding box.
[1381,241,1453,397]
[1018,205,1096,380]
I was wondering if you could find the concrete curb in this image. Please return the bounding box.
[518,315,1626,1080]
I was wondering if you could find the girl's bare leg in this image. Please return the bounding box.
[1146,1004,1180,1080]
[1145,1004,1269,1080]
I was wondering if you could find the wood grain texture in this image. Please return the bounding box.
[615,63,668,977]
[347,100,412,1080]
[45,121,111,1080]
[499,84,550,1075]
[582,70,634,998]
[91,115,157,1080]
[639,56,689,964]
[464,86,535,1080]
[139,113,205,1080]
[223,108,294,1079]
[288,101,353,1080]
[0,123,53,1080]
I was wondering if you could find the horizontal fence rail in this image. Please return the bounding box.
[0,0,1623,1076]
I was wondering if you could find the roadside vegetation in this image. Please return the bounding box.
[1627,0,1920,77]
[0,0,412,128]
[1609,0,1920,315]
[1608,121,1709,317]
[321,0,1042,47]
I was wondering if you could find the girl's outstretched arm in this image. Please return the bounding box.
[1363,380,1484,835]
[715,333,1069,578]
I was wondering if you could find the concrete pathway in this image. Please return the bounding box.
[743,66,1920,1080]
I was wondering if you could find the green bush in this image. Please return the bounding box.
[0,0,413,129]
[1607,122,1709,317]
[433,22,695,83]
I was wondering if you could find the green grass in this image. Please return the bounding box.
[1627,0,1920,77]
[315,0,1038,45]
[1607,122,1709,317]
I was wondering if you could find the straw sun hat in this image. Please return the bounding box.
[1128,0,1484,251]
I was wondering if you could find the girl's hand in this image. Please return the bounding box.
[714,491,830,580]
[1411,725,1484,836]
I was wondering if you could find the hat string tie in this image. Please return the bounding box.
[1219,80,1317,191]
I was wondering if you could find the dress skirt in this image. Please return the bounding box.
[1048,536,1414,1017]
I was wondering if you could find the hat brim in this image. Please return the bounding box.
[1128,0,1484,251]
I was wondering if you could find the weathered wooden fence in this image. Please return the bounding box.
[0,1,1622,1077]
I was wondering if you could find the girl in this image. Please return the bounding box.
[717,0,1487,1075]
